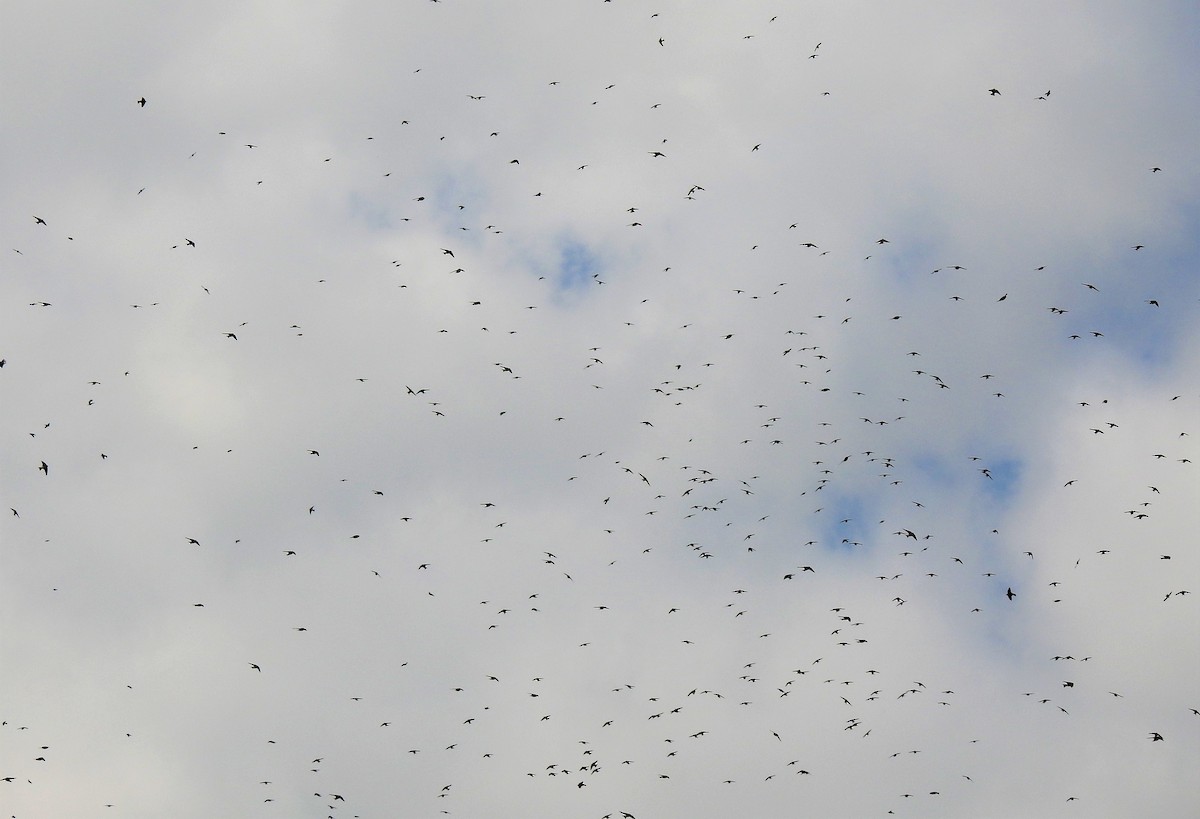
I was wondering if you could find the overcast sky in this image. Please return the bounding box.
[2,2,1199,817]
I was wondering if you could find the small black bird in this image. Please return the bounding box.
[1006,587,1015,600]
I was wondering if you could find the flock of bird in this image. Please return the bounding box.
[2,5,1197,818]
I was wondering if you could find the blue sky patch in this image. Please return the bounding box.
[820,492,872,553]
[978,457,1021,503]
[556,240,600,291]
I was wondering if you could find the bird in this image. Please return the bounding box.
[137,97,146,107]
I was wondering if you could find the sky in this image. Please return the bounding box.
[2,1,1198,817]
